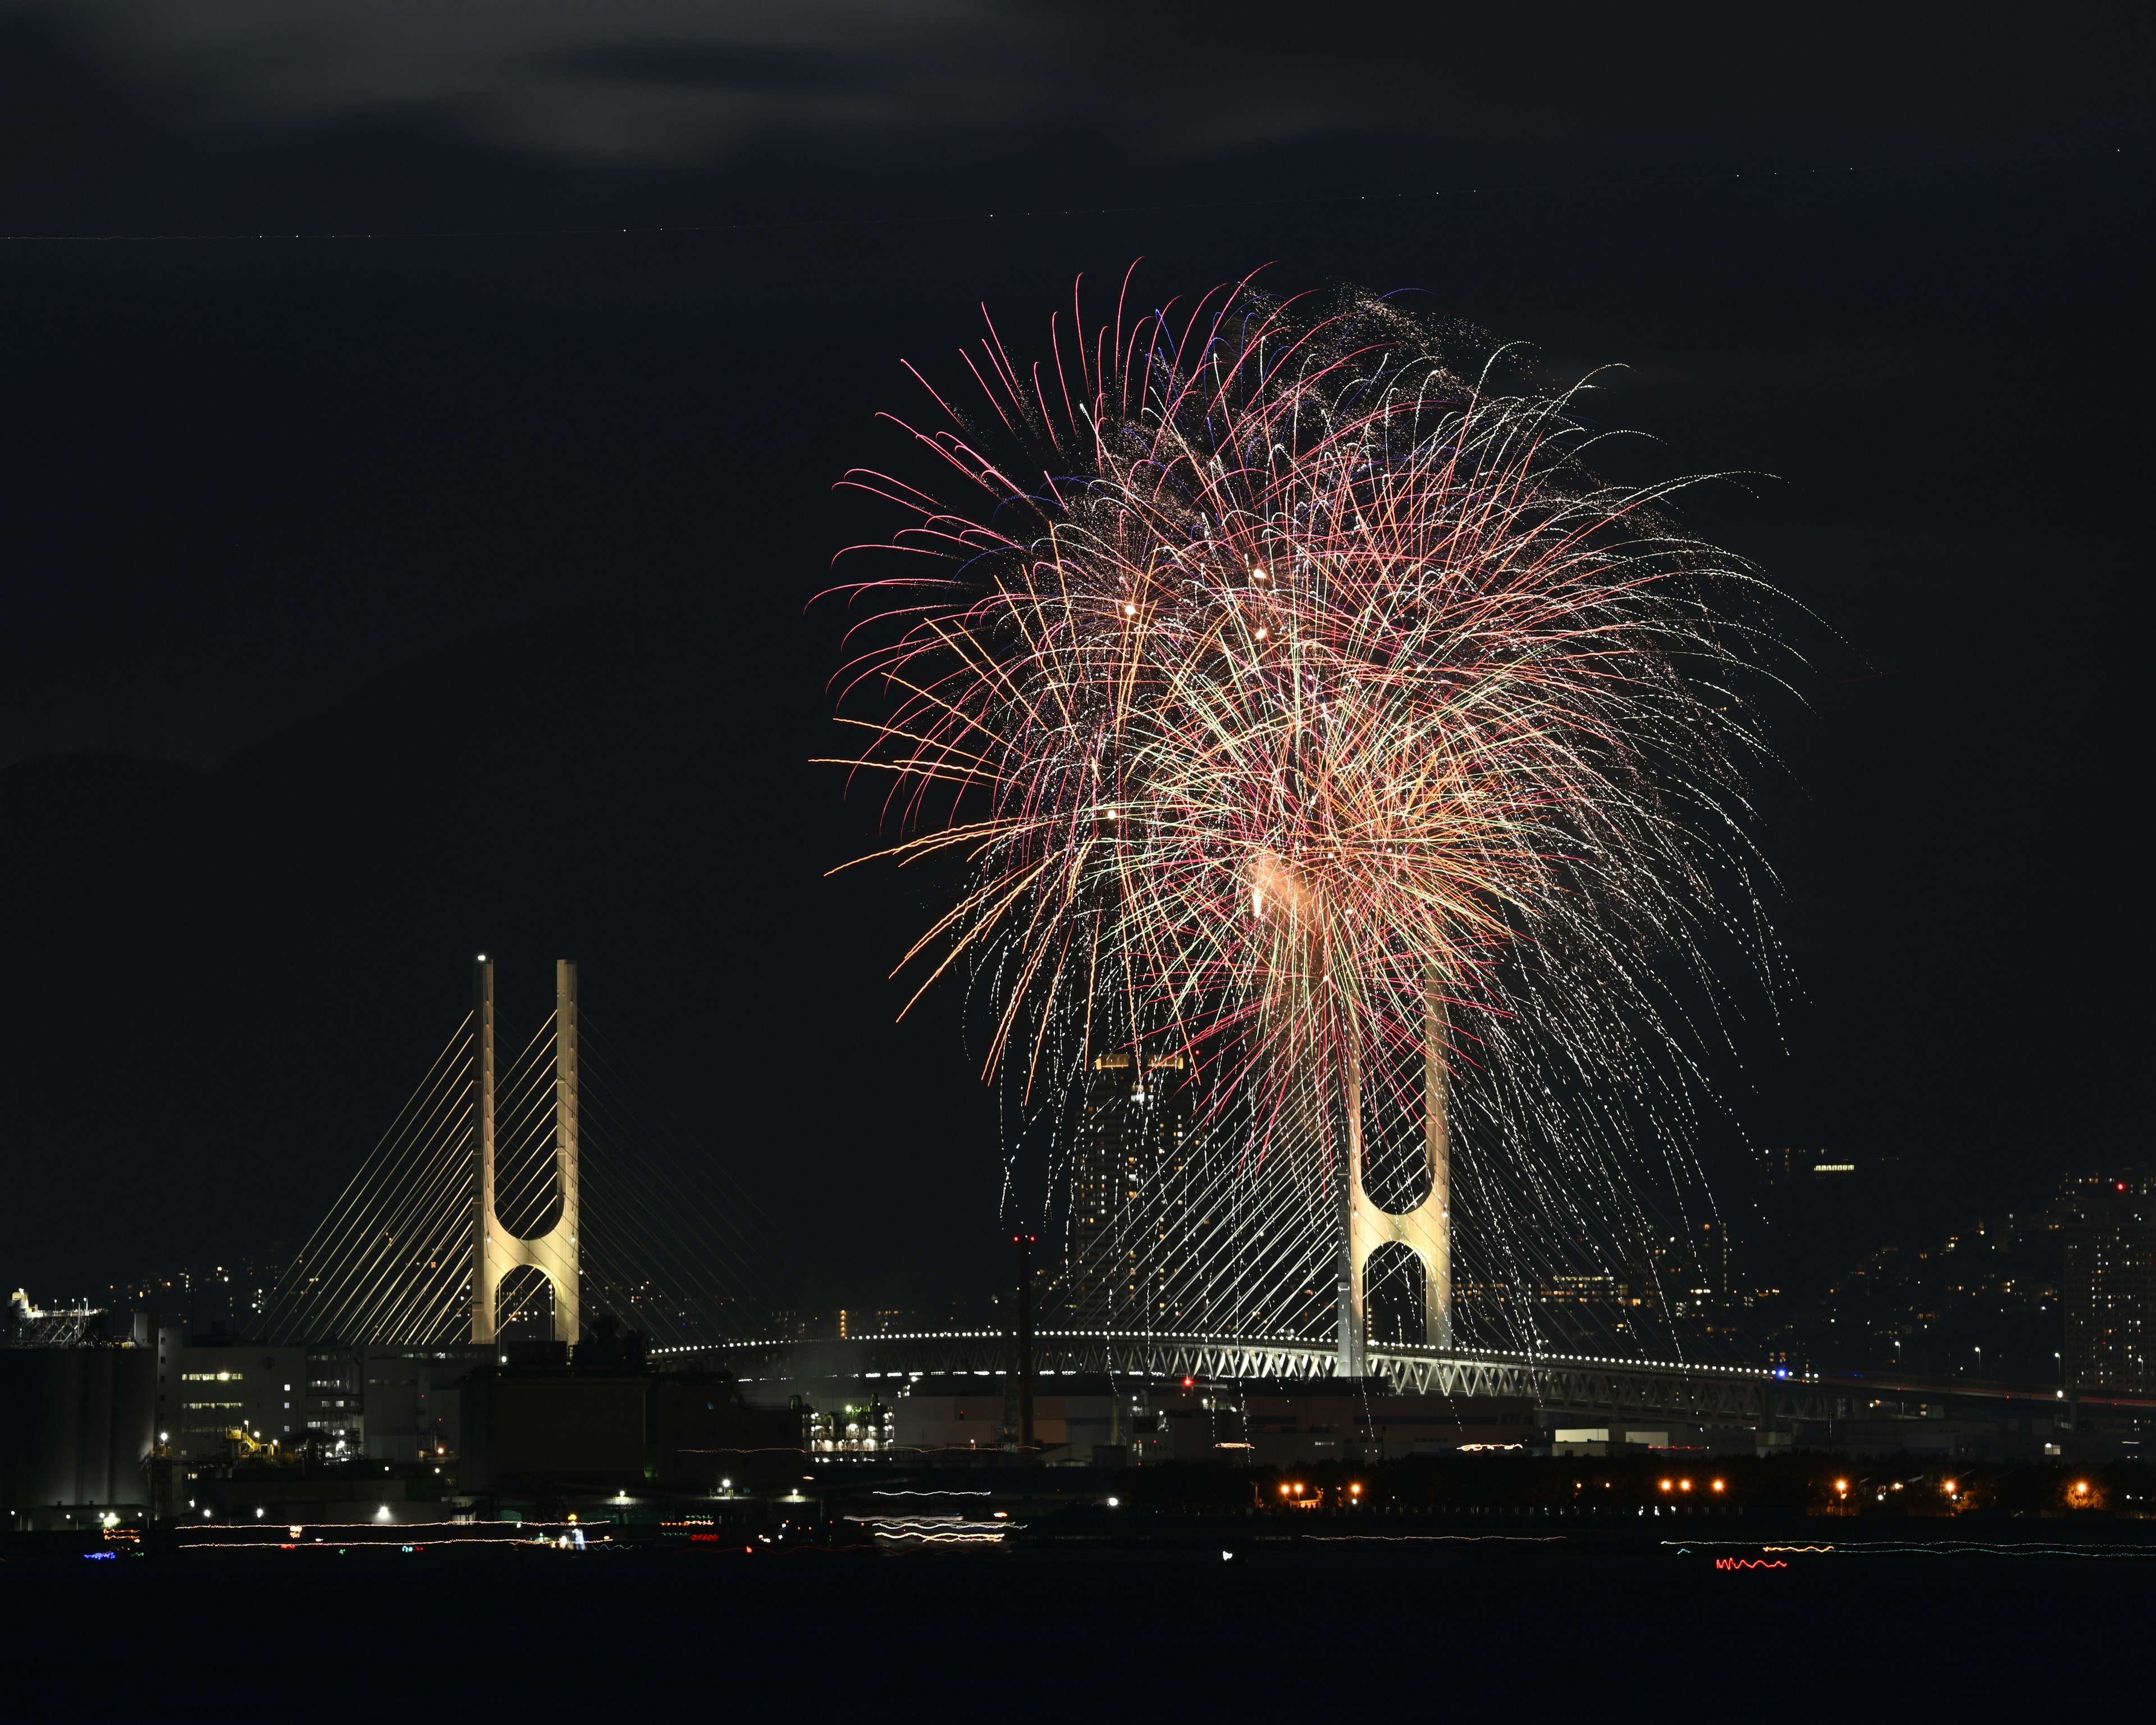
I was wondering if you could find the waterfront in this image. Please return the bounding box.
[15,1542,2154,1709]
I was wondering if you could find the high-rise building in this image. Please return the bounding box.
[2061,1170,2154,1393]
[1067,1045,1197,1327]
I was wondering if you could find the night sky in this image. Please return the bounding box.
[1,3,2147,1314]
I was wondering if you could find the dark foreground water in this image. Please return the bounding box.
[8,1545,2148,1713]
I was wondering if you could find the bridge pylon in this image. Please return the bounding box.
[468,957,581,1348]
[1340,987,1450,1372]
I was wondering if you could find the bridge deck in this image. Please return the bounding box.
[655,1330,1791,1423]
[653,1330,2135,1426]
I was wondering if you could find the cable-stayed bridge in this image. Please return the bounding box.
[271,959,2109,1429]
[265,958,788,1350]
[268,958,1755,1411]
[252,957,1828,1420]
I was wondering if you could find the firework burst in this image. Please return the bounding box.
[829,271,1782,1357]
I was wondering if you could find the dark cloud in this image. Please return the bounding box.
[541,39,894,95]
[10,1,1048,168]
[4,0,2144,212]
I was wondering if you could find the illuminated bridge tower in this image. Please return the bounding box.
[1339,988,1451,1375]
[468,957,581,1347]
